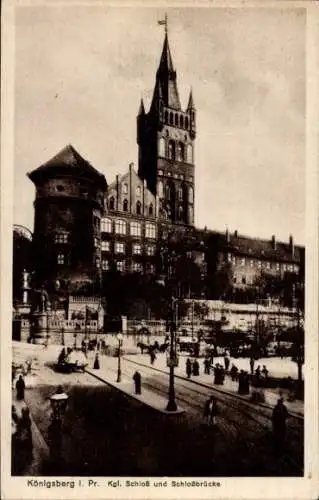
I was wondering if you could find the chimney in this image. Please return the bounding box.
[234,230,238,238]
[271,235,276,250]
[289,234,294,256]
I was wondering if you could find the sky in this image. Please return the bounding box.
[14,5,305,245]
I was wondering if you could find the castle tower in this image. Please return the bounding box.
[28,145,107,297]
[137,28,196,226]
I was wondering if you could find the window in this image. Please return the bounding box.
[294,265,299,273]
[146,245,155,256]
[276,262,280,271]
[180,115,184,128]
[242,276,246,284]
[187,144,193,163]
[178,186,183,201]
[123,183,128,195]
[233,277,237,284]
[159,137,165,157]
[115,219,126,235]
[169,112,173,125]
[93,216,100,230]
[177,142,185,162]
[55,233,68,244]
[101,241,110,252]
[250,259,254,268]
[157,181,164,197]
[146,263,155,274]
[115,242,125,254]
[149,203,154,216]
[175,114,179,126]
[185,117,189,129]
[232,256,236,265]
[123,199,128,212]
[241,258,245,266]
[109,196,115,210]
[283,264,287,272]
[94,237,100,248]
[96,257,101,269]
[257,261,262,269]
[188,186,194,203]
[130,221,141,237]
[168,140,175,160]
[132,262,142,272]
[57,254,64,265]
[178,206,184,220]
[136,186,141,196]
[102,260,109,271]
[145,223,156,239]
[117,260,125,272]
[136,201,142,215]
[101,218,112,233]
[266,262,271,270]
[133,244,142,255]
[158,169,163,176]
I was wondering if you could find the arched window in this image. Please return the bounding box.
[185,117,189,129]
[165,183,171,200]
[178,206,184,220]
[175,113,178,126]
[165,110,168,123]
[123,183,128,195]
[168,140,175,160]
[149,203,153,216]
[180,115,184,128]
[178,186,183,201]
[188,186,194,203]
[187,144,193,163]
[177,142,184,162]
[101,218,112,233]
[123,199,128,212]
[136,186,141,196]
[188,206,194,224]
[109,196,115,210]
[159,137,165,157]
[136,201,142,215]
[157,180,164,197]
[169,112,173,125]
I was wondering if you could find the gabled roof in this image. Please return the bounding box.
[28,144,107,188]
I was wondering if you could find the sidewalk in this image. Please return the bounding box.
[123,353,304,418]
[85,355,184,415]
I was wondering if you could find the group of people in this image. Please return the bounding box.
[186,358,200,378]
[12,374,33,474]
[237,370,250,395]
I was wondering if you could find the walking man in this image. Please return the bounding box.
[249,357,255,375]
[16,375,25,401]
[272,397,289,447]
[204,395,218,426]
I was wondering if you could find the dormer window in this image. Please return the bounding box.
[136,186,141,196]
[123,183,128,195]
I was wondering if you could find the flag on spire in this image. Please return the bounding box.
[158,13,168,34]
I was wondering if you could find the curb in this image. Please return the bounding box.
[123,357,304,421]
[85,368,185,415]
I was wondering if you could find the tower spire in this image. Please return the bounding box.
[158,13,168,35]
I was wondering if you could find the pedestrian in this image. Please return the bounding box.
[93,352,100,370]
[224,354,230,372]
[133,371,142,394]
[262,365,269,379]
[230,364,238,381]
[249,357,255,375]
[17,406,33,462]
[192,359,199,376]
[272,398,289,446]
[16,375,25,401]
[58,348,66,365]
[150,350,156,365]
[204,357,210,375]
[255,365,261,381]
[186,358,192,379]
[204,395,218,426]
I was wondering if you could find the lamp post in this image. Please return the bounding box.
[116,332,123,382]
[166,296,178,412]
[50,386,69,422]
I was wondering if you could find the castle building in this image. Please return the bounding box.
[13,25,304,337]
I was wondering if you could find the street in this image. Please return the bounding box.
[14,350,303,477]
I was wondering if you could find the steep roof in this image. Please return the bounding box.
[151,33,181,111]
[28,144,107,188]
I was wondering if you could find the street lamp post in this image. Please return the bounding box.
[49,386,69,467]
[116,332,123,382]
[166,296,178,412]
